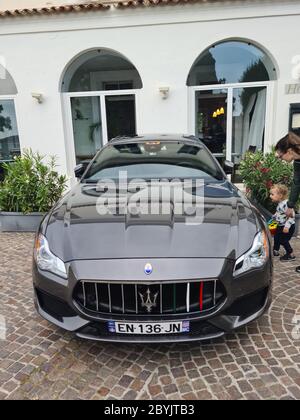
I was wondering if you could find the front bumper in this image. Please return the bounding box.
[32,257,273,343]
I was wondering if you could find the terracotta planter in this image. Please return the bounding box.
[0,212,45,232]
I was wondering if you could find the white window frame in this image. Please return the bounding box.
[188,81,275,162]
[0,94,21,163]
[62,89,140,179]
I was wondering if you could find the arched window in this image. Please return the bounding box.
[61,49,142,165]
[187,41,277,176]
[0,64,20,173]
[187,40,276,86]
[61,49,142,92]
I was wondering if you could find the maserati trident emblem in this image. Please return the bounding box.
[144,263,153,275]
[139,288,159,313]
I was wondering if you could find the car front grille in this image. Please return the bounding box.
[73,280,225,317]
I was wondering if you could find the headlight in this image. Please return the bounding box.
[233,231,269,277]
[34,234,67,279]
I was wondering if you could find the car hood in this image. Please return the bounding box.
[45,182,260,262]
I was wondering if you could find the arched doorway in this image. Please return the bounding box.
[61,49,142,165]
[0,64,20,179]
[187,40,277,180]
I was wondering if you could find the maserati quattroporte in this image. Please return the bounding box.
[33,134,272,342]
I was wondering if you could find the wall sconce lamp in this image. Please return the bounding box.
[31,92,44,104]
[159,87,170,100]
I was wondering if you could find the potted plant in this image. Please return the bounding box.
[239,149,300,236]
[0,150,67,232]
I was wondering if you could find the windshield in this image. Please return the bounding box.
[83,141,225,182]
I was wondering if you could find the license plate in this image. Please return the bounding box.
[108,321,190,335]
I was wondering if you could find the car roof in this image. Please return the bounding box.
[109,134,203,146]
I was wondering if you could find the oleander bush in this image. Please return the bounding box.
[0,150,67,213]
[239,149,294,212]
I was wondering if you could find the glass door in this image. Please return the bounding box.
[0,99,20,162]
[69,92,137,166]
[193,84,268,181]
[231,86,267,182]
[0,98,20,181]
[70,96,103,164]
[105,94,136,140]
[195,89,228,166]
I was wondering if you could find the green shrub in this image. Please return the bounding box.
[239,149,294,212]
[0,150,68,213]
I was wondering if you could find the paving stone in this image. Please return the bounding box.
[160,375,172,386]
[97,387,110,397]
[288,386,300,399]
[171,367,185,378]
[60,388,80,400]
[182,392,198,400]
[123,390,138,400]
[118,374,134,388]
[196,390,214,400]
[163,384,178,395]
[148,384,162,396]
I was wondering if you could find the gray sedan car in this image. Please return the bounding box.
[33,134,272,342]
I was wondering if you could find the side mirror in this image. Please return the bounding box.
[74,160,90,179]
[224,160,234,175]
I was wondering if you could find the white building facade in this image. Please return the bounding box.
[0,0,300,181]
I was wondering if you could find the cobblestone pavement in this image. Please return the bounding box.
[0,233,300,400]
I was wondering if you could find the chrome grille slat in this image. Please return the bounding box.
[135,284,138,314]
[173,284,176,313]
[82,282,86,308]
[95,283,99,312]
[213,280,216,306]
[121,284,125,314]
[186,282,190,313]
[108,284,112,313]
[75,280,224,316]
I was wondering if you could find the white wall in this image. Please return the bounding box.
[0,0,300,176]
